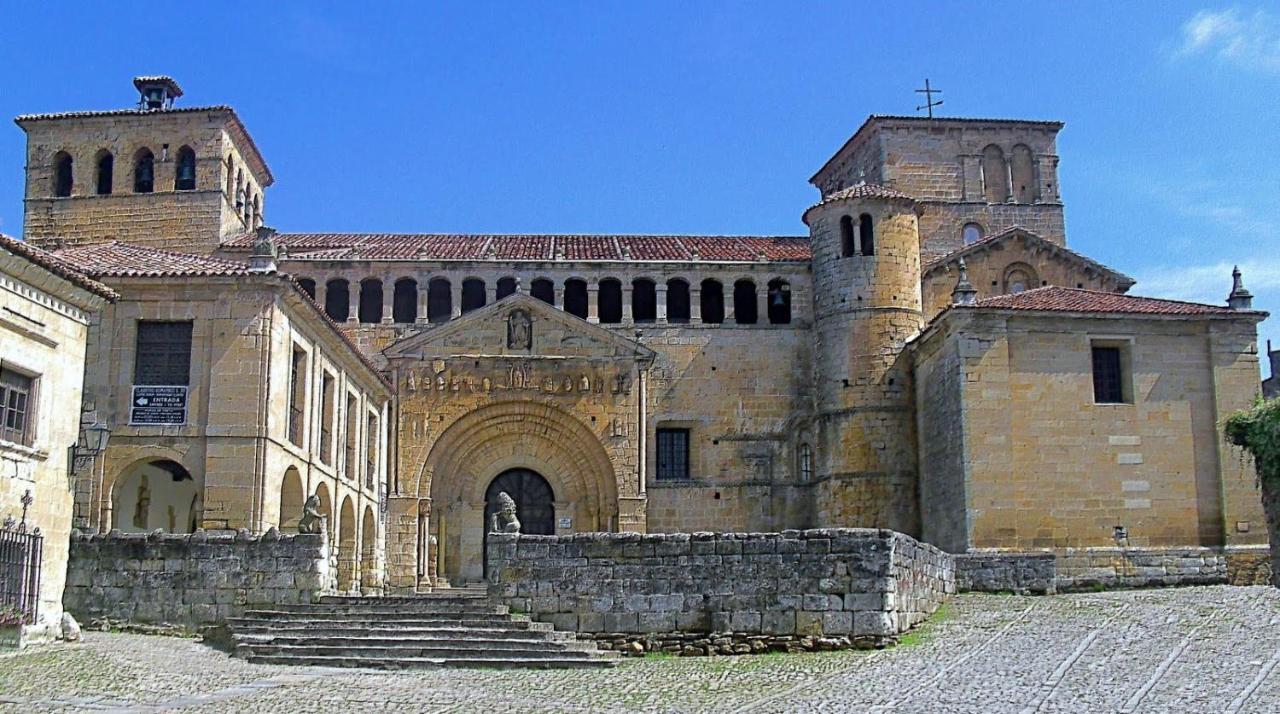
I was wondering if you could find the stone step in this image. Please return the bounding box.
[235,642,608,660]
[227,624,566,640]
[241,608,512,621]
[233,636,596,653]
[241,653,619,670]
[265,602,510,616]
[230,616,543,631]
[321,593,488,604]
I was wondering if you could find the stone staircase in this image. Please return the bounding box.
[223,588,619,669]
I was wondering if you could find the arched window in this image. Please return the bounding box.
[461,278,486,313]
[234,169,244,212]
[225,155,234,198]
[496,277,518,300]
[1003,264,1038,295]
[839,215,855,257]
[242,184,253,224]
[133,148,154,193]
[798,443,812,482]
[251,195,261,228]
[962,222,984,245]
[53,151,73,197]
[1011,144,1037,203]
[564,279,588,319]
[174,146,196,190]
[598,278,623,324]
[358,279,383,323]
[325,278,350,321]
[733,280,758,325]
[530,278,554,305]
[666,279,690,323]
[393,278,417,324]
[632,278,656,323]
[767,278,791,325]
[95,151,113,195]
[297,278,316,300]
[427,278,452,322]
[859,213,875,256]
[981,144,1009,203]
[700,279,724,324]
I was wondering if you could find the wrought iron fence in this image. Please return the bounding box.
[0,511,43,625]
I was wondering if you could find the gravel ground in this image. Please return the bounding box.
[1,585,1277,713]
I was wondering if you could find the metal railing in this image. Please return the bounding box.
[0,515,42,625]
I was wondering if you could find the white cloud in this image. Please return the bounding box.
[1177,8,1280,73]
[1133,258,1280,305]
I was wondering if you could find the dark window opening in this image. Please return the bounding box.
[297,278,316,300]
[358,280,383,323]
[53,152,73,197]
[365,414,379,490]
[133,149,154,193]
[564,279,588,319]
[461,278,486,313]
[733,280,758,324]
[1091,346,1126,404]
[598,279,622,323]
[767,279,791,324]
[496,277,518,300]
[859,213,875,256]
[530,278,554,305]
[656,428,691,481]
[632,279,656,323]
[288,346,306,446]
[134,321,193,385]
[344,394,358,479]
[700,279,724,324]
[319,372,335,464]
[839,215,855,257]
[96,152,113,195]
[393,278,417,324]
[666,279,690,323]
[0,368,35,446]
[427,278,452,322]
[174,146,196,191]
[325,279,350,321]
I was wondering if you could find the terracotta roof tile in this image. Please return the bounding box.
[224,233,812,263]
[53,242,252,278]
[0,234,117,300]
[964,286,1239,315]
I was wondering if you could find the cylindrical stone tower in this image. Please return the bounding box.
[803,183,924,535]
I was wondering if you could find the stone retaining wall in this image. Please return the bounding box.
[956,546,1272,593]
[955,552,1057,594]
[63,529,334,629]
[486,528,953,652]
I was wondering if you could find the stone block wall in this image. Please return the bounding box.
[486,529,953,651]
[955,546,1271,593]
[955,552,1057,594]
[63,529,334,628]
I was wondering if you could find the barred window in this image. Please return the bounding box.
[288,346,307,446]
[1092,346,1125,403]
[134,321,193,385]
[656,428,690,481]
[319,372,335,464]
[0,368,35,446]
[799,443,812,482]
[365,413,379,491]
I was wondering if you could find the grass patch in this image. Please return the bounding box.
[897,603,950,648]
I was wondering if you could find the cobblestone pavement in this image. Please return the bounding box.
[1,586,1278,713]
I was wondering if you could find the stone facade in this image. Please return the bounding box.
[63,529,332,628]
[0,235,111,643]
[485,529,953,650]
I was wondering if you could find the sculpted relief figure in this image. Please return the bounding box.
[298,494,325,534]
[507,309,532,350]
[488,491,522,534]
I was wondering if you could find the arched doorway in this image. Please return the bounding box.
[360,506,378,594]
[112,459,200,533]
[337,496,357,593]
[279,467,304,531]
[483,468,555,576]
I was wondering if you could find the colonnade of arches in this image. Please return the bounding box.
[282,468,379,594]
[295,275,795,326]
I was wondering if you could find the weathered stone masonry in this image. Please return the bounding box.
[486,529,953,652]
[63,529,334,628]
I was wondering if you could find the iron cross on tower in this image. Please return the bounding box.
[915,78,943,118]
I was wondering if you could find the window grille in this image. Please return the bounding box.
[656,428,690,481]
[0,369,34,446]
[134,321,193,386]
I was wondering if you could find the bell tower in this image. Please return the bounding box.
[805,183,924,535]
[16,76,273,254]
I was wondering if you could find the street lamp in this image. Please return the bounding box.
[68,421,111,476]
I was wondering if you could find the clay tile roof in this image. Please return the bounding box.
[964,286,1240,315]
[0,234,117,300]
[819,183,914,203]
[53,242,251,278]
[221,233,813,263]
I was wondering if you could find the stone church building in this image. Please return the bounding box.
[12,77,1268,591]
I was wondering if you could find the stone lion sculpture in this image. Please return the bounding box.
[488,491,521,534]
[297,494,325,534]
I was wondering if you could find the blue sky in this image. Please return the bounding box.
[1,2,1276,375]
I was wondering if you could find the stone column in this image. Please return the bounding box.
[690,285,702,323]
[587,282,599,324]
[724,282,735,324]
[347,280,360,323]
[450,280,462,320]
[381,278,394,324]
[416,281,429,324]
[316,280,329,313]
[554,285,565,310]
[655,283,668,324]
[621,284,634,324]
[757,283,769,325]
[486,283,498,306]
[1004,159,1015,203]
